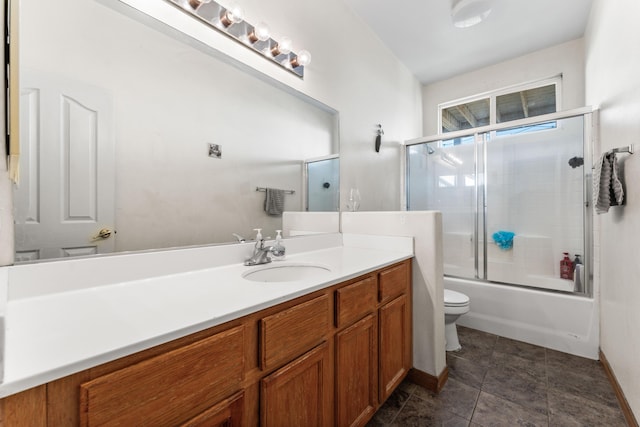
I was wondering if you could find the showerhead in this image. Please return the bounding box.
[568,156,584,168]
[425,145,435,155]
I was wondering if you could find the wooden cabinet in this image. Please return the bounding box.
[335,314,378,427]
[335,260,412,426]
[379,294,411,402]
[261,342,331,427]
[179,391,244,427]
[260,294,330,371]
[79,325,245,426]
[0,259,412,427]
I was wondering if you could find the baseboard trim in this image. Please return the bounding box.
[407,366,449,393]
[600,350,639,427]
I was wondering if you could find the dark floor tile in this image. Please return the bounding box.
[389,395,471,427]
[546,349,602,377]
[490,350,547,382]
[482,364,548,415]
[369,385,412,424]
[494,336,547,362]
[447,353,490,389]
[452,326,498,365]
[471,391,548,427]
[548,387,627,427]
[398,377,418,395]
[412,378,480,420]
[547,363,620,410]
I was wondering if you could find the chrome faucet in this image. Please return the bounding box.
[244,239,274,266]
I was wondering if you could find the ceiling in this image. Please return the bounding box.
[342,0,594,84]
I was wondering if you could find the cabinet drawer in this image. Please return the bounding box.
[260,294,329,371]
[335,275,377,328]
[80,325,245,427]
[379,261,410,302]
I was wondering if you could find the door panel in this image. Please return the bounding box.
[15,73,115,262]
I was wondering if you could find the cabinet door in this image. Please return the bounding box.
[335,314,378,427]
[379,294,411,403]
[261,341,331,427]
[179,391,243,427]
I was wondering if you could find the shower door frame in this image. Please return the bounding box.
[403,107,595,297]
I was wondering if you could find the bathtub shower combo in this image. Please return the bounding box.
[406,108,599,358]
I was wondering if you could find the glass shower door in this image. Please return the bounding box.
[484,116,586,292]
[407,135,484,279]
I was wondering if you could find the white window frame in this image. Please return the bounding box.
[437,75,563,135]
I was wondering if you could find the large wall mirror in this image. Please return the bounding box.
[11,0,339,263]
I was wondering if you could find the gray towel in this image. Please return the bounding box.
[594,152,624,214]
[264,188,285,216]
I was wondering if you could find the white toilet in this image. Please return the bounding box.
[444,289,470,352]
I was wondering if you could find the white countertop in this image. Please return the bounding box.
[0,234,413,398]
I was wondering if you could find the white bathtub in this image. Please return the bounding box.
[445,276,599,359]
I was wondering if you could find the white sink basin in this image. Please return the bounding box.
[242,262,332,283]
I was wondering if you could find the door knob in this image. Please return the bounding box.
[91,228,115,241]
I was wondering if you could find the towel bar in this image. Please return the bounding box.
[591,144,634,169]
[256,187,295,194]
[605,144,634,156]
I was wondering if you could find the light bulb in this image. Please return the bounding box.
[249,22,271,43]
[187,0,211,10]
[291,49,311,68]
[220,3,245,27]
[271,36,292,56]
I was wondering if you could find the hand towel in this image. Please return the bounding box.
[610,153,624,206]
[594,153,612,214]
[264,188,285,216]
[594,152,625,214]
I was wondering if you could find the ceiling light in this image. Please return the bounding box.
[451,0,493,28]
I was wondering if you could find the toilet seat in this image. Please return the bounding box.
[444,289,470,307]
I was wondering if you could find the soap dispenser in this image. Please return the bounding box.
[272,230,286,261]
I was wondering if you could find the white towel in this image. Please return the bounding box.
[594,152,624,214]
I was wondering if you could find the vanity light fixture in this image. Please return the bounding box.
[166,0,311,78]
[271,36,292,56]
[249,22,271,43]
[219,2,245,27]
[187,0,211,10]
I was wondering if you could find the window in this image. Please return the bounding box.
[438,77,561,134]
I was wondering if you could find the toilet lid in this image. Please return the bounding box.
[444,289,469,306]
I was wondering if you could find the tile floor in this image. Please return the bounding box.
[368,326,628,426]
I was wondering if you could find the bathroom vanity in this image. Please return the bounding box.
[0,234,413,426]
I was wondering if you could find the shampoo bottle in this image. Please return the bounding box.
[560,252,574,280]
[272,230,286,261]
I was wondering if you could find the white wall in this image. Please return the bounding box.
[341,211,446,379]
[585,0,640,419]
[422,38,585,136]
